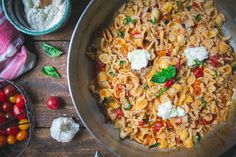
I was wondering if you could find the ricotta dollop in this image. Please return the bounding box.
[127,49,150,70]
[184,46,209,66]
[50,117,80,143]
[157,101,186,120]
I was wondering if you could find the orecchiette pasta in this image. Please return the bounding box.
[87,0,235,150]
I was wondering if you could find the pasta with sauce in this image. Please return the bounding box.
[87,0,236,149]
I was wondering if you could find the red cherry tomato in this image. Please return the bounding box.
[6,125,19,136]
[193,67,204,78]
[2,102,13,113]
[209,55,222,67]
[15,94,25,109]
[0,113,6,125]
[0,129,7,136]
[46,96,61,110]
[4,85,17,97]
[5,112,14,119]
[153,121,164,133]
[0,136,7,147]
[0,90,7,103]
[13,105,27,120]
[115,109,124,119]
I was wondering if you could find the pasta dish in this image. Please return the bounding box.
[87,0,236,149]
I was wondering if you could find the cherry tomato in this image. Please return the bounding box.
[0,90,7,103]
[7,135,17,145]
[13,105,27,120]
[46,96,61,110]
[0,129,7,136]
[0,113,6,125]
[115,109,124,119]
[209,55,222,67]
[15,94,25,109]
[16,130,28,141]
[0,136,7,147]
[5,112,14,119]
[9,95,17,103]
[2,102,13,113]
[193,67,204,78]
[4,85,17,97]
[153,121,164,133]
[6,125,19,136]
[18,119,30,130]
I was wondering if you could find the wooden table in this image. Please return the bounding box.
[17,0,235,156]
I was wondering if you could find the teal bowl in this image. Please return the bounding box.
[1,0,71,36]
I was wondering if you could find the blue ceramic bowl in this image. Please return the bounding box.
[1,0,71,36]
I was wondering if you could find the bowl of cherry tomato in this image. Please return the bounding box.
[0,78,34,157]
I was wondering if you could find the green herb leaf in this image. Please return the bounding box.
[144,83,149,90]
[156,87,168,97]
[232,64,236,71]
[149,142,160,148]
[101,97,113,106]
[120,60,125,66]
[118,31,125,38]
[193,58,203,67]
[109,71,116,77]
[186,6,192,11]
[150,18,157,24]
[124,16,137,25]
[194,133,201,144]
[195,14,202,22]
[124,100,132,111]
[40,43,63,58]
[201,97,207,109]
[151,66,177,84]
[41,66,61,78]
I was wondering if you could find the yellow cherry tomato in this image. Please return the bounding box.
[9,95,18,103]
[7,135,17,145]
[18,119,30,130]
[16,130,28,141]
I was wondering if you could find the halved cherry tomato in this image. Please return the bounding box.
[131,30,140,35]
[7,135,17,145]
[193,67,204,78]
[153,121,164,133]
[115,109,124,119]
[209,55,222,67]
[192,2,200,9]
[18,119,30,130]
[16,130,28,141]
[0,136,7,147]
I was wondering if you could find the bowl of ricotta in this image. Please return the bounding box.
[2,0,71,35]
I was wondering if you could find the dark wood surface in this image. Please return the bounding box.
[15,0,235,156]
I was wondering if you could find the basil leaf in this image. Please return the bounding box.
[201,97,207,108]
[150,18,157,24]
[40,43,63,58]
[167,66,177,78]
[194,134,201,144]
[193,58,203,67]
[120,60,125,66]
[109,71,116,77]
[124,16,137,25]
[151,72,167,83]
[101,97,113,106]
[144,83,149,90]
[186,6,192,11]
[41,66,61,78]
[118,31,124,38]
[124,100,132,111]
[232,64,236,71]
[195,14,202,22]
[149,142,160,148]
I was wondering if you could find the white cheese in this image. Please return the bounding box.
[22,0,66,31]
[157,101,186,120]
[50,117,80,143]
[127,49,150,70]
[184,46,209,66]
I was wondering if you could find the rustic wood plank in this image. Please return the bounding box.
[25,0,91,41]
[17,41,82,128]
[24,128,115,157]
